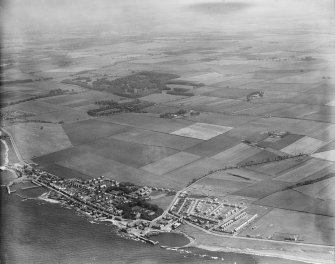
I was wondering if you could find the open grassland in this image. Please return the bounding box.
[241,208,335,246]
[170,122,232,140]
[6,123,72,160]
[111,128,202,151]
[141,152,201,176]
[62,119,131,145]
[274,158,333,182]
[211,143,262,165]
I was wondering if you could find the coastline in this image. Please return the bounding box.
[193,243,335,264]
[36,194,334,264]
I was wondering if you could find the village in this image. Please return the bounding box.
[169,192,258,235]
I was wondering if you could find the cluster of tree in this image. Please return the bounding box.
[1,89,70,108]
[87,99,153,117]
[89,72,179,98]
[106,182,139,194]
[166,80,204,88]
[115,198,163,220]
[61,79,91,89]
[48,88,68,96]
[166,91,194,96]
[159,109,187,119]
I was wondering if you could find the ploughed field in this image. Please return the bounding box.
[2,29,335,247]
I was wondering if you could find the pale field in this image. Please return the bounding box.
[141,151,201,176]
[6,123,72,160]
[170,122,232,140]
[211,143,261,165]
[274,158,333,182]
[312,150,335,162]
[280,136,327,155]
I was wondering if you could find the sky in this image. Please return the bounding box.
[2,0,334,37]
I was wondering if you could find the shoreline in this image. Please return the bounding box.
[193,243,334,264]
[23,190,335,264]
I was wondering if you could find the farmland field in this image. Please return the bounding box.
[280,136,326,155]
[170,122,232,140]
[185,134,241,157]
[294,176,335,200]
[111,128,202,151]
[257,134,304,150]
[78,137,178,168]
[2,4,335,262]
[274,158,332,182]
[211,143,262,165]
[232,180,292,199]
[312,150,335,162]
[6,123,72,160]
[62,119,131,145]
[190,178,254,197]
[100,113,194,133]
[141,152,201,175]
[164,158,224,187]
